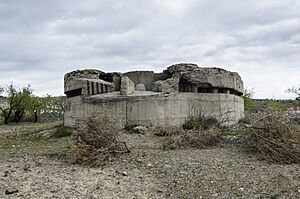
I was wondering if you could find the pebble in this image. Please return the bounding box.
[3,171,9,177]
[147,163,153,167]
[238,187,244,192]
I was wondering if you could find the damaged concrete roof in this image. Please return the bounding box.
[64,63,244,95]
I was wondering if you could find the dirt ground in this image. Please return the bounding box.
[0,122,300,199]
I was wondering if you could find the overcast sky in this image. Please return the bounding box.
[0,0,299,99]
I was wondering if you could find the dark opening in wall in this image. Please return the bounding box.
[179,79,193,92]
[96,83,99,94]
[99,73,113,82]
[198,87,214,93]
[65,88,82,98]
[87,81,90,95]
[218,88,228,94]
[230,89,235,95]
[91,82,94,95]
[179,79,243,96]
[101,84,104,93]
[197,83,214,93]
[229,88,243,96]
[230,89,242,96]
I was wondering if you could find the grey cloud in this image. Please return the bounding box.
[0,0,299,98]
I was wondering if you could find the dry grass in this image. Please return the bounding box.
[162,128,221,150]
[152,125,184,137]
[242,111,300,164]
[72,113,129,167]
[0,121,72,159]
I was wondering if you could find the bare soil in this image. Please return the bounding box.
[0,123,300,199]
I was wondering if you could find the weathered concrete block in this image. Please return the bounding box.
[121,76,135,95]
[152,77,179,93]
[135,83,146,91]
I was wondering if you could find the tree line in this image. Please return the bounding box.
[243,85,300,111]
[0,83,64,124]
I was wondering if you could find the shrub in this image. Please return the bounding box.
[153,125,184,137]
[163,129,220,149]
[72,113,129,167]
[242,112,300,164]
[266,100,287,112]
[182,117,218,130]
[50,126,73,138]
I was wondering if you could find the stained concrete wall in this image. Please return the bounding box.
[64,93,244,127]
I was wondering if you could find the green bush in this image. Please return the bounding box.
[266,100,287,112]
[243,88,255,111]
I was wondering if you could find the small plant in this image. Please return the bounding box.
[72,112,129,167]
[182,117,218,130]
[153,125,184,137]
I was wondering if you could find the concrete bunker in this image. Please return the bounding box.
[64,63,244,127]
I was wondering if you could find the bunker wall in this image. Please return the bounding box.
[64,93,244,127]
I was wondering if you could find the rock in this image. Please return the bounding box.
[65,69,104,80]
[23,164,31,172]
[164,63,199,74]
[120,76,135,95]
[122,171,128,176]
[5,189,19,195]
[146,163,153,167]
[3,171,9,177]
[133,126,148,134]
[152,77,179,93]
[238,187,244,192]
[135,84,146,91]
[38,128,56,139]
